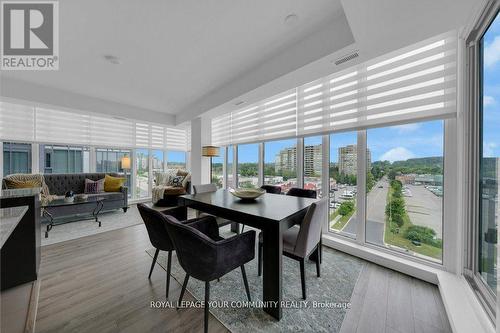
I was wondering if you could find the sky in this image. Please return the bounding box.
[483,12,500,158]
[223,14,499,165]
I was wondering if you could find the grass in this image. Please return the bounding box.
[383,185,442,260]
[329,209,354,231]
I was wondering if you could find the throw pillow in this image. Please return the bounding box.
[169,175,184,187]
[85,178,105,194]
[104,175,126,192]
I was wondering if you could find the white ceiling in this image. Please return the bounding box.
[0,0,484,126]
[1,0,350,123]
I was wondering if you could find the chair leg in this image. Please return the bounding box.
[148,248,159,279]
[319,238,322,264]
[177,274,189,309]
[258,242,263,277]
[166,251,172,298]
[204,281,210,333]
[315,248,321,278]
[300,259,306,300]
[241,265,251,301]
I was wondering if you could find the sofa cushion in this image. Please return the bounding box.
[104,175,125,192]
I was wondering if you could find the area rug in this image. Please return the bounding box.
[146,229,365,333]
[42,204,143,246]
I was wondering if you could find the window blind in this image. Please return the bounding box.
[212,31,457,146]
[35,107,91,145]
[0,102,35,142]
[0,102,189,151]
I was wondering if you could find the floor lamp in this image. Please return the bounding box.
[202,146,220,184]
[121,155,131,187]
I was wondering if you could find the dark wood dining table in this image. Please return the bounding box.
[178,189,318,320]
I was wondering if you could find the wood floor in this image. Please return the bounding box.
[35,223,451,333]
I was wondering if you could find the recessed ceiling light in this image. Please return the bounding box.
[103,55,121,65]
[284,14,299,27]
[234,101,245,106]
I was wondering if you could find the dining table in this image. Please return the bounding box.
[178,189,318,320]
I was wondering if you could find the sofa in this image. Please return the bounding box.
[2,173,128,219]
[153,169,191,207]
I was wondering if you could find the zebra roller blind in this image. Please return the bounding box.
[0,101,190,151]
[212,31,457,146]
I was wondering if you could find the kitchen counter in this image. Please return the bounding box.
[0,206,28,249]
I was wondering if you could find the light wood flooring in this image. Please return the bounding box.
[35,223,451,333]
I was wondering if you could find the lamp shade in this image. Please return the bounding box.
[121,156,131,169]
[202,146,220,157]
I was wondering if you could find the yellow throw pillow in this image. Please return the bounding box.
[104,175,125,192]
[4,179,40,189]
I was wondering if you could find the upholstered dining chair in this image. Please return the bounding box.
[193,184,240,233]
[287,187,317,199]
[260,185,282,194]
[257,198,327,300]
[162,214,255,333]
[137,203,181,299]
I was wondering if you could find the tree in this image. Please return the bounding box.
[388,169,397,180]
[338,201,354,216]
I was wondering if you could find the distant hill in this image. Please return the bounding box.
[391,157,443,168]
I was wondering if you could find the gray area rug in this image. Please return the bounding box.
[146,228,364,333]
[42,204,142,246]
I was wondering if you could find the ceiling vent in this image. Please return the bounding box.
[334,51,359,66]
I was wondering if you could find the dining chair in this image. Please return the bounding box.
[193,184,241,233]
[260,185,282,194]
[257,198,327,300]
[287,187,317,199]
[137,203,179,298]
[162,214,255,333]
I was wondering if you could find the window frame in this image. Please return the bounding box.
[463,1,499,322]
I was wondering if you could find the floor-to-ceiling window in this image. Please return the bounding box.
[2,142,32,176]
[227,146,234,189]
[167,151,186,170]
[478,9,499,296]
[237,143,259,188]
[366,121,444,262]
[264,139,297,193]
[329,132,358,238]
[211,147,224,188]
[40,145,89,174]
[96,148,132,193]
[304,136,322,197]
[135,149,149,198]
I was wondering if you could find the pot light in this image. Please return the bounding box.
[284,14,299,27]
[104,55,121,65]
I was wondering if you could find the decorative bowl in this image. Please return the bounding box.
[229,188,266,201]
[75,194,88,201]
[64,196,74,203]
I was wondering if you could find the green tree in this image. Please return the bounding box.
[338,201,354,216]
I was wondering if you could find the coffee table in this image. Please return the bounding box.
[42,196,106,238]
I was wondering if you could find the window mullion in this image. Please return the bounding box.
[356,130,367,244]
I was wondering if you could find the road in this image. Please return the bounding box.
[341,179,389,245]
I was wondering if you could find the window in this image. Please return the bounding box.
[96,148,132,192]
[478,10,499,295]
[152,150,164,173]
[237,143,258,188]
[135,149,149,198]
[304,136,323,197]
[40,145,89,174]
[167,151,186,169]
[264,139,297,193]
[211,148,224,188]
[227,146,234,189]
[366,121,444,262]
[329,132,358,238]
[2,142,31,176]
